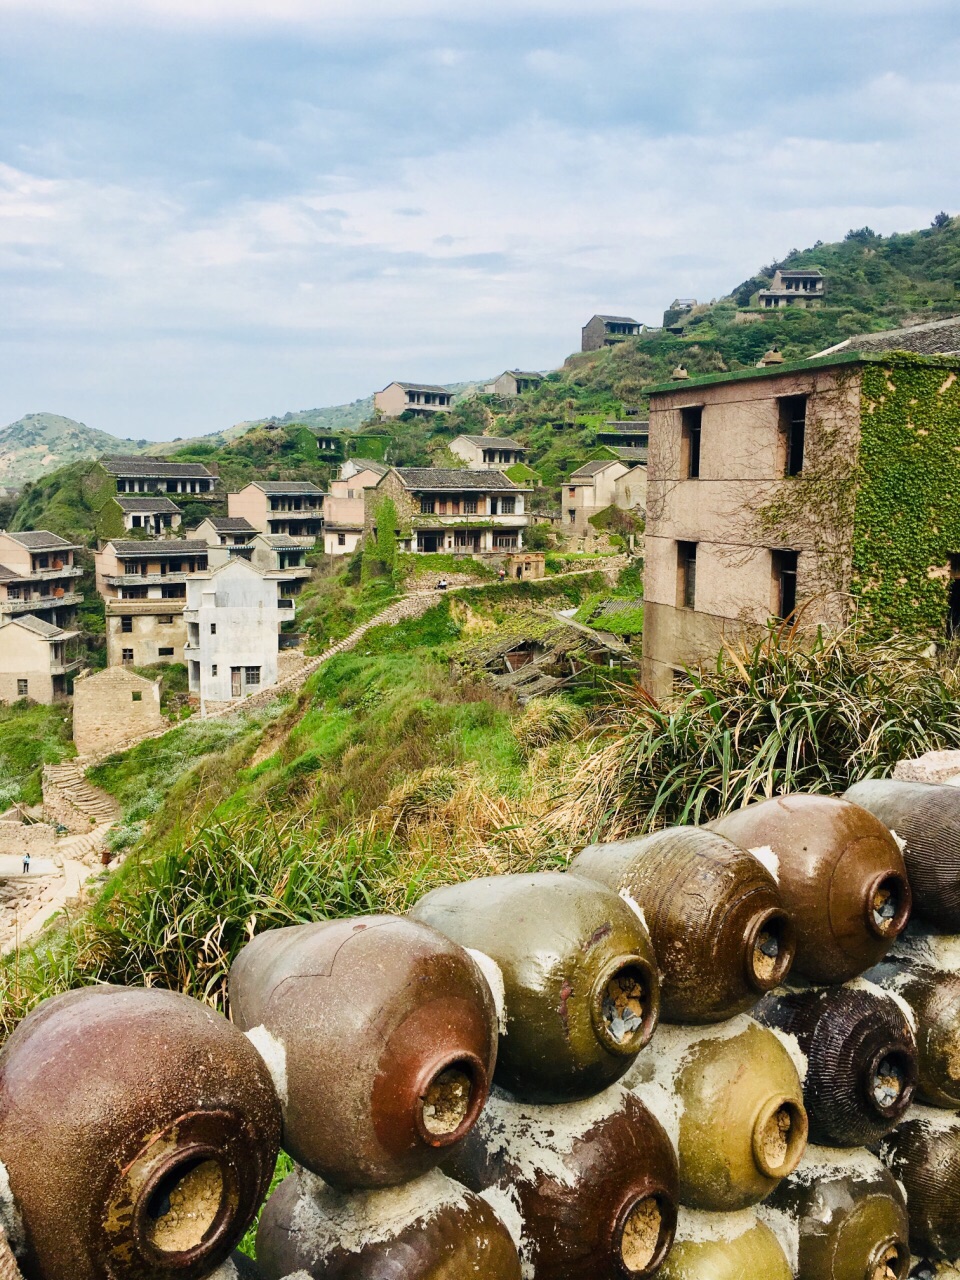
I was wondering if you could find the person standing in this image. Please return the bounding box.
[22,850,30,875]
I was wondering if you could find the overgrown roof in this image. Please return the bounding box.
[643,349,960,396]
[114,496,180,513]
[394,468,524,491]
[100,456,215,478]
[456,435,527,451]
[2,530,77,550]
[816,314,960,358]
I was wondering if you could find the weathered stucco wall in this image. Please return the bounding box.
[73,667,165,756]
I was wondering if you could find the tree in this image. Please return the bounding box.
[932,211,952,229]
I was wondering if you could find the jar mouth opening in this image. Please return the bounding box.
[864,1236,909,1280]
[615,1192,676,1276]
[744,908,795,992]
[865,1045,917,1119]
[415,1051,487,1148]
[864,872,911,940]
[591,955,660,1057]
[135,1143,234,1266]
[752,1097,808,1179]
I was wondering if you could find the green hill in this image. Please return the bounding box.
[0,414,146,489]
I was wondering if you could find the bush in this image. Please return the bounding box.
[513,697,587,754]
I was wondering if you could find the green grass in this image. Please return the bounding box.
[0,702,75,810]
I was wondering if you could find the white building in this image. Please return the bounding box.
[184,559,280,707]
[449,435,527,470]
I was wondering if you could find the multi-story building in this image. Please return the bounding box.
[247,534,311,602]
[0,531,83,630]
[374,382,453,419]
[581,315,642,352]
[98,495,183,537]
[483,370,543,397]
[192,516,258,548]
[564,459,647,535]
[95,539,210,667]
[184,560,280,708]
[0,614,81,704]
[227,482,325,540]
[449,435,527,470]
[364,468,531,555]
[323,461,388,556]
[758,269,825,309]
[99,456,218,496]
[640,348,960,699]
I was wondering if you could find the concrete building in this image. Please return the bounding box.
[227,481,325,541]
[96,538,210,667]
[484,370,543,397]
[596,421,650,449]
[193,516,258,548]
[0,531,83,631]
[564,459,647,535]
[758,269,825,309]
[323,461,388,556]
[99,496,182,536]
[581,315,642,352]
[315,433,344,461]
[247,534,311,602]
[99,456,218,496]
[640,349,960,699]
[184,559,280,707]
[449,435,527,471]
[0,614,80,704]
[73,667,164,757]
[374,382,453,419]
[365,468,531,555]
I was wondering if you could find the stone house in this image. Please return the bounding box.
[374,382,453,419]
[227,481,325,541]
[449,435,527,471]
[97,495,182,538]
[98,456,218,496]
[758,269,825,309]
[73,666,164,757]
[581,315,642,352]
[641,349,960,699]
[0,531,83,631]
[323,461,389,556]
[564,459,647,535]
[184,559,280,708]
[483,370,543,397]
[95,538,210,667]
[0,614,81,704]
[364,468,531,555]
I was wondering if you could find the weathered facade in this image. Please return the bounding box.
[0,615,80,704]
[227,482,325,540]
[581,315,642,352]
[564,459,646,535]
[365,468,531,556]
[483,371,543,397]
[184,560,280,707]
[96,539,210,667]
[193,516,257,547]
[323,461,388,556]
[0,531,83,631]
[449,435,527,470]
[758,269,825,310]
[73,667,164,757]
[99,456,218,496]
[98,496,182,537]
[373,382,453,419]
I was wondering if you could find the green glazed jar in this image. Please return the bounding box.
[628,1016,808,1211]
[656,1210,792,1280]
[410,873,661,1103]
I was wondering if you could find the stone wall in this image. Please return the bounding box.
[73,667,165,757]
[0,822,56,855]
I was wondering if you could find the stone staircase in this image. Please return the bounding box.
[42,763,121,833]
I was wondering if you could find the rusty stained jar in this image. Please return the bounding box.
[754,983,918,1148]
[255,1167,522,1280]
[655,1209,793,1280]
[229,915,497,1189]
[0,985,281,1280]
[571,826,795,1023]
[445,1082,679,1279]
[710,795,911,984]
[764,1146,910,1280]
[410,872,660,1103]
[877,1107,960,1263]
[866,956,960,1110]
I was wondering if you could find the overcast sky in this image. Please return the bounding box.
[1,0,958,440]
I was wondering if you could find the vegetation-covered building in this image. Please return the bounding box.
[581,315,642,351]
[98,495,182,538]
[323,460,388,556]
[365,467,531,555]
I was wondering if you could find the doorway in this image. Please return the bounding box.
[231,667,242,697]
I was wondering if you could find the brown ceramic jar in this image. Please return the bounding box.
[628,1017,808,1211]
[845,779,960,930]
[410,872,660,1102]
[656,1212,793,1280]
[754,984,918,1147]
[255,1167,522,1279]
[445,1083,679,1278]
[710,795,911,983]
[0,985,281,1280]
[570,826,795,1022]
[229,915,497,1190]
[866,957,960,1109]
[876,1107,960,1261]
[765,1148,910,1280]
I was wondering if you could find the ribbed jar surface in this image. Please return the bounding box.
[877,1108,960,1261]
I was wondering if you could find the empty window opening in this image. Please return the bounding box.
[681,407,703,479]
[122,648,134,664]
[772,550,799,619]
[778,396,806,476]
[677,541,698,609]
[158,647,174,657]
[16,680,27,697]
[121,616,133,633]
[132,692,142,702]
[948,555,960,638]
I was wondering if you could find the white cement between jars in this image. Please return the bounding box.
[0,1162,24,1258]
[755,1200,801,1272]
[478,1185,533,1280]
[618,888,650,935]
[748,845,780,883]
[244,1024,288,1106]
[893,930,960,974]
[465,949,507,1036]
[674,1206,758,1244]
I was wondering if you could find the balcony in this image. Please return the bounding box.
[0,592,83,614]
[7,565,83,584]
[412,513,528,530]
[104,572,202,586]
[50,656,83,676]
[106,600,186,616]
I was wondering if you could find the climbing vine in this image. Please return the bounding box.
[362,495,400,581]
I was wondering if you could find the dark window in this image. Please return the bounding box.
[681,407,703,479]
[122,648,134,664]
[158,646,174,657]
[464,499,478,514]
[212,664,218,676]
[779,396,806,476]
[772,550,799,619]
[121,616,133,633]
[948,555,960,638]
[210,623,216,635]
[500,497,516,514]
[16,679,27,697]
[132,691,142,702]
[244,666,261,686]
[159,615,173,624]
[131,516,141,528]
[161,585,185,599]
[337,533,346,546]
[568,509,576,523]
[678,541,697,609]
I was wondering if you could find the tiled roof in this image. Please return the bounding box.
[250,481,325,495]
[395,468,522,491]
[569,460,620,480]
[110,539,210,556]
[393,382,450,394]
[595,315,639,325]
[4,530,77,550]
[456,435,527,451]
[344,459,389,477]
[207,517,257,531]
[100,456,215,478]
[592,597,644,620]
[10,613,70,638]
[115,497,180,513]
[610,447,648,462]
[254,534,312,548]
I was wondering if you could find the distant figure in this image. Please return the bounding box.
[437,578,448,591]
[22,851,30,875]
[498,567,506,581]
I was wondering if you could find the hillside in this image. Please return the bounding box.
[0,414,146,489]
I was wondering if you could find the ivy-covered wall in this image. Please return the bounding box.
[852,355,960,638]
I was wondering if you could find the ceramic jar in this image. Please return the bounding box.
[845,779,960,930]
[410,872,660,1102]
[229,915,497,1189]
[655,1211,792,1280]
[571,826,795,1022]
[710,795,911,983]
[255,1168,522,1279]
[866,957,960,1109]
[446,1083,679,1278]
[754,984,918,1147]
[0,985,281,1280]
[876,1107,960,1262]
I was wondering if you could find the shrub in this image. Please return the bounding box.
[513,696,587,754]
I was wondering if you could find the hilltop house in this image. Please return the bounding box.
[596,420,650,449]
[323,460,389,556]
[640,348,960,699]
[484,371,543,397]
[0,615,80,704]
[0,531,83,632]
[565,459,647,535]
[581,315,642,352]
[99,456,218,496]
[95,538,210,667]
[364,468,531,556]
[184,559,280,708]
[449,435,527,470]
[98,495,182,538]
[758,269,825,309]
[227,481,325,541]
[374,382,453,419]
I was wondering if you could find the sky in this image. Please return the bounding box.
[1,0,959,440]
